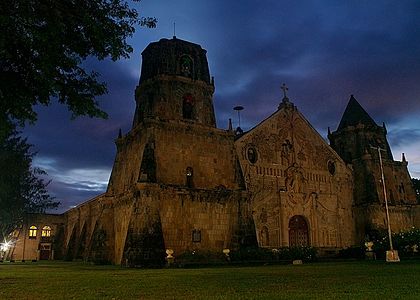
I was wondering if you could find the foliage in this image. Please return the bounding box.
[412,178,420,203]
[175,246,318,264]
[0,131,58,240]
[276,246,318,261]
[0,0,155,246]
[0,0,156,137]
[176,249,226,265]
[366,227,420,258]
[338,246,365,259]
[230,246,276,262]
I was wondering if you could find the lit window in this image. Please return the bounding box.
[42,226,52,237]
[29,226,37,239]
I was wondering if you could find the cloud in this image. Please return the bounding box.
[37,160,111,213]
[22,0,420,208]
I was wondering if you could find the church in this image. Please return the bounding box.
[8,37,420,264]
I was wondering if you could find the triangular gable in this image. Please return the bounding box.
[236,102,347,166]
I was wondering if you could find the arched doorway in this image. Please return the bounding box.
[289,215,309,246]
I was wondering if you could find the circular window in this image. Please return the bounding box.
[247,147,258,163]
[327,161,336,175]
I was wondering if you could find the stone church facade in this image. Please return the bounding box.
[9,37,419,264]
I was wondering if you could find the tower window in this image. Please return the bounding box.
[180,55,193,77]
[29,226,37,239]
[182,94,194,119]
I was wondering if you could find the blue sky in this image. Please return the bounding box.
[24,0,420,212]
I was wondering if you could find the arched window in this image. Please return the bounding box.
[29,226,37,239]
[182,94,194,119]
[180,55,193,77]
[42,226,52,237]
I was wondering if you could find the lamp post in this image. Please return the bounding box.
[371,146,400,262]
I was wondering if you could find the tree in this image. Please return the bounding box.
[0,0,155,239]
[0,0,156,139]
[0,131,59,241]
[412,178,420,204]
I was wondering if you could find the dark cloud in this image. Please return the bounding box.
[24,0,420,211]
[388,129,420,148]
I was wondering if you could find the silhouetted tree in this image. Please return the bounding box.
[0,1,155,239]
[0,131,59,241]
[0,0,156,138]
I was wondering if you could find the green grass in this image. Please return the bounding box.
[1,260,420,299]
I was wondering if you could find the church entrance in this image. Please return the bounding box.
[289,215,309,246]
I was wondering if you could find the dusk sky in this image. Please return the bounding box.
[23,0,420,212]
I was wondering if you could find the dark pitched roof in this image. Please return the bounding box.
[337,95,377,130]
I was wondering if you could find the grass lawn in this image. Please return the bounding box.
[1,260,419,299]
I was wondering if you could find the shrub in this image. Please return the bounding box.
[338,246,365,259]
[176,250,226,264]
[276,246,317,262]
[367,227,420,258]
[230,247,275,261]
[230,246,317,262]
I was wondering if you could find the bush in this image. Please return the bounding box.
[176,250,226,264]
[230,246,317,262]
[230,247,275,262]
[276,246,317,262]
[367,227,420,258]
[338,246,365,259]
[175,246,318,265]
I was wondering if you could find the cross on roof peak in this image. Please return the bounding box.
[281,83,289,99]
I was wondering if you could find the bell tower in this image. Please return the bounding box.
[329,95,416,206]
[132,37,216,127]
[108,36,242,192]
[329,95,392,164]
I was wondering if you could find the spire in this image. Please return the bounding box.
[118,128,122,139]
[337,95,377,130]
[228,118,233,131]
